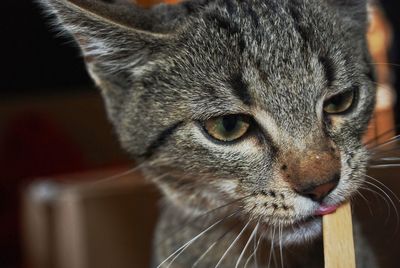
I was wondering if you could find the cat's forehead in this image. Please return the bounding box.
[160,0,366,132]
[177,5,345,95]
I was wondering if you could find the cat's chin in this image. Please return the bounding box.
[266,216,323,246]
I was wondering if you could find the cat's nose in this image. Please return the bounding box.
[295,176,339,202]
[280,142,341,203]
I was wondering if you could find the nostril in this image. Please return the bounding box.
[297,176,339,202]
[305,193,318,201]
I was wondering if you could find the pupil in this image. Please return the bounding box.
[330,94,343,106]
[222,115,238,132]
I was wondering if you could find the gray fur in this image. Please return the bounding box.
[40,0,377,267]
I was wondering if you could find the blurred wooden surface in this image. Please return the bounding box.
[22,167,160,268]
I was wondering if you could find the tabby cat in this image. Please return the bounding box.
[41,0,378,266]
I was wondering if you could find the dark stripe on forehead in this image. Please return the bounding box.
[241,3,259,28]
[140,121,183,159]
[288,4,310,47]
[238,36,246,53]
[224,0,237,15]
[319,56,336,88]
[205,12,239,34]
[229,73,252,106]
[181,0,212,14]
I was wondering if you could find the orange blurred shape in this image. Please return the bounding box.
[365,5,395,146]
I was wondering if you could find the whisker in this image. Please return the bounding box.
[253,220,259,268]
[192,225,236,268]
[278,224,284,268]
[214,219,252,268]
[365,174,400,205]
[364,127,400,147]
[192,242,217,268]
[368,134,400,152]
[354,189,374,216]
[361,182,391,213]
[235,218,260,268]
[370,157,400,166]
[369,147,400,161]
[362,178,399,230]
[368,62,400,68]
[244,230,263,268]
[360,186,392,225]
[78,163,146,189]
[162,194,253,243]
[253,227,263,268]
[157,210,240,268]
[267,226,276,268]
[380,157,400,161]
[369,164,400,169]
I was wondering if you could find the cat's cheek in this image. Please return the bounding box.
[213,180,239,196]
[324,147,368,205]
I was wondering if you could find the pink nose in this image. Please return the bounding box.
[296,178,339,202]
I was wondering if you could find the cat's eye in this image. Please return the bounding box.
[204,114,251,142]
[323,89,355,114]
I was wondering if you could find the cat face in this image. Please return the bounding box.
[41,0,375,244]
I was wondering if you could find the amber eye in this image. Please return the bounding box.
[323,89,355,114]
[204,114,251,142]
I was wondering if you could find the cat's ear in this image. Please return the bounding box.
[39,0,202,87]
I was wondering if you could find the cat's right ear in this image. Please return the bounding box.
[39,0,201,88]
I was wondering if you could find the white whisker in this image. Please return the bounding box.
[363,179,399,230]
[244,230,263,268]
[163,194,253,244]
[375,157,400,162]
[369,164,400,168]
[360,186,391,214]
[253,229,263,268]
[157,210,239,268]
[368,134,400,151]
[365,175,400,231]
[355,189,373,216]
[267,226,276,268]
[279,224,284,268]
[368,62,400,67]
[235,219,260,268]
[365,175,400,204]
[192,226,234,268]
[80,163,146,188]
[192,242,216,268]
[214,219,252,268]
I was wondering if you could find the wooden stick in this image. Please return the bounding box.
[323,202,356,268]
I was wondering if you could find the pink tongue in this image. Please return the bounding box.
[315,205,338,216]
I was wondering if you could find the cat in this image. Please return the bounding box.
[40,0,379,267]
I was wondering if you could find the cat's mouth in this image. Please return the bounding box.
[262,204,339,245]
[314,204,339,216]
[290,204,339,227]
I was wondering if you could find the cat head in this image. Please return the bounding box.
[41,0,375,244]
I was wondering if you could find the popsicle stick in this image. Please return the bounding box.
[323,202,356,268]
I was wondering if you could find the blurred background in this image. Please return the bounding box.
[0,0,400,267]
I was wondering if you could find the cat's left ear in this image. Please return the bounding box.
[39,0,201,87]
